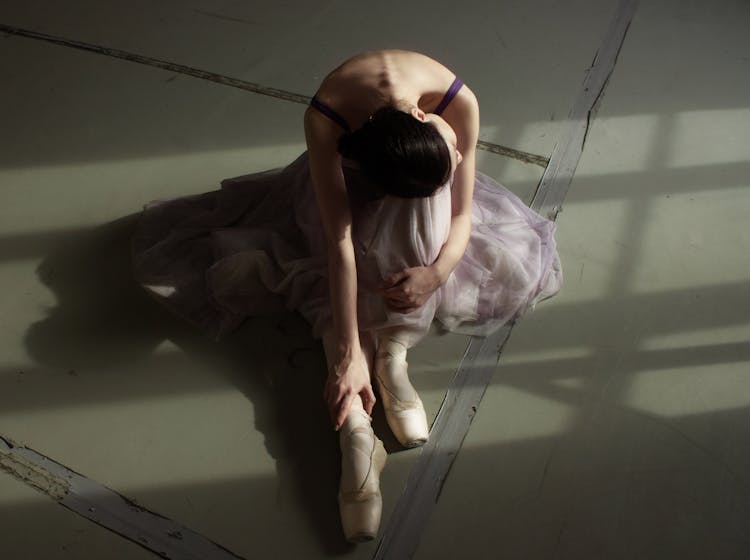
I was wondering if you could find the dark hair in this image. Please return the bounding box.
[337,106,452,198]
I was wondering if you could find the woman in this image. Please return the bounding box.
[133,50,562,543]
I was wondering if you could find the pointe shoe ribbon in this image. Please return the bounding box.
[375,352,429,448]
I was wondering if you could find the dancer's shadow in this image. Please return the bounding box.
[24,213,356,555]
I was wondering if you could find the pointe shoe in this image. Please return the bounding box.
[339,422,387,543]
[375,349,429,448]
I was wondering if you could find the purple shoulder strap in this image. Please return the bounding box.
[433,76,464,115]
[309,96,351,132]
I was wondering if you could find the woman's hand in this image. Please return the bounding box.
[324,348,376,431]
[379,266,442,314]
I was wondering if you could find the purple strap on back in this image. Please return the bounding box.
[310,96,351,132]
[433,76,464,115]
[311,76,463,130]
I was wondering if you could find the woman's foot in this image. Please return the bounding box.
[375,338,429,448]
[338,408,387,543]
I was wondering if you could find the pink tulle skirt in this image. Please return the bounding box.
[132,153,562,347]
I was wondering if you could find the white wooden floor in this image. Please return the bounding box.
[1,1,749,558]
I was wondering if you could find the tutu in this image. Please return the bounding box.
[132,153,562,347]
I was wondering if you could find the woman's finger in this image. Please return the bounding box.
[385,301,409,312]
[384,298,407,309]
[386,298,418,310]
[326,389,339,425]
[325,379,345,419]
[335,393,355,431]
[361,385,376,415]
[382,270,408,289]
[395,307,419,315]
[391,299,420,312]
[382,286,410,299]
[384,291,414,304]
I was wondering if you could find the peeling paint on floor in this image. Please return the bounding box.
[0,434,247,560]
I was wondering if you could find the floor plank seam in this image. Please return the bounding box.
[0,22,548,167]
[0,433,247,560]
[374,1,639,558]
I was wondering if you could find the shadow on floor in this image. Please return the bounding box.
[22,214,360,555]
[4,398,750,560]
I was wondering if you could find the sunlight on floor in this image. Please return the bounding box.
[467,386,575,447]
[622,363,750,417]
[666,109,750,168]
[0,142,305,235]
[501,346,593,366]
[0,389,276,488]
[642,324,750,351]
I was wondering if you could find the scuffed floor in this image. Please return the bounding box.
[1,1,749,558]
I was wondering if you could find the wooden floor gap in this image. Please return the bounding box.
[374,1,639,558]
[0,23,548,167]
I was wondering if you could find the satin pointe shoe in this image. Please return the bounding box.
[375,339,429,448]
[338,413,388,543]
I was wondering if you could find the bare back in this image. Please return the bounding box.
[313,50,458,132]
[304,50,479,252]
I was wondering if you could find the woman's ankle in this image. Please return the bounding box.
[341,397,371,434]
[375,341,416,400]
[376,336,407,360]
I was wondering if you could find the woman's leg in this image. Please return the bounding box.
[374,331,429,448]
[322,329,386,543]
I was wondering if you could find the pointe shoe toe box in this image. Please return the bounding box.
[386,403,429,447]
[377,379,429,447]
[339,434,387,543]
[339,492,382,543]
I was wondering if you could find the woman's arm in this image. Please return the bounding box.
[433,86,480,282]
[380,86,480,312]
[304,107,376,430]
